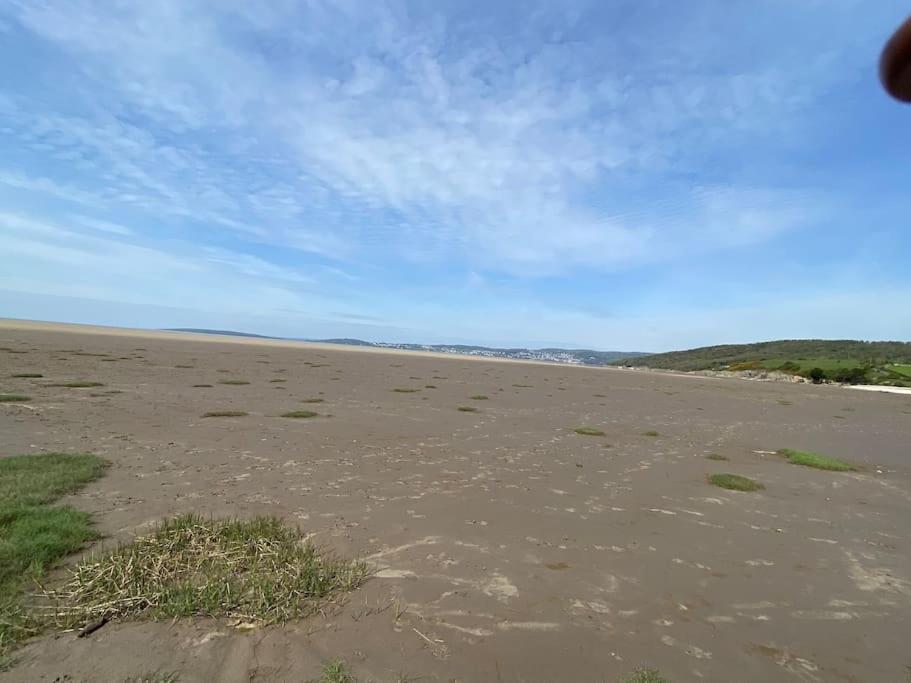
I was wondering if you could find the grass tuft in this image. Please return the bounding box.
[314,659,356,683]
[192,384,213,388]
[10,374,42,379]
[642,430,659,437]
[41,514,367,629]
[392,388,420,393]
[457,406,478,412]
[705,453,729,461]
[574,426,605,436]
[51,381,104,388]
[0,395,31,403]
[281,410,317,419]
[470,394,489,400]
[621,669,669,683]
[0,453,108,654]
[709,473,764,492]
[202,410,248,418]
[218,380,250,386]
[301,398,324,404]
[778,448,856,471]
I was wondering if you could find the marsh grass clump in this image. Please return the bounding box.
[469,395,488,400]
[301,398,324,404]
[778,448,856,472]
[0,453,107,654]
[0,395,31,403]
[574,426,605,436]
[642,430,659,437]
[709,473,763,492]
[51,381,104,388]
[314,660,356,683]
[41,514,368,629]
[705,453,729,461]
[622,669,669,683]
[202,410,248,418]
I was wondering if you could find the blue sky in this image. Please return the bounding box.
[1,1,909,351]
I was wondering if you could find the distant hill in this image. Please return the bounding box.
[614,339,911,386]
[162,329,643,366]
[314,339,647,366]
[166,328,277,339]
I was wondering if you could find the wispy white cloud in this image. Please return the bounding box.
[0,0,870,276]
[0,0,907,346]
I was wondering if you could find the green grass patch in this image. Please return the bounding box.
[642,430,659,437]
[51,381,105,388]
[0,452,107,654]
[392,388,420,393]
[314,660,356,683]
[281,410,317,419]
[574,426,605,436]
[621,669,669,683]
[469,394,488,400]
[778,448,856,472]
[709,473,764,492]
[10,374,42,379]
[457,406,478,412]
[202,410,248,418]
[705,453,729,461]
[889,363,911,378]
[41,514,367,629]
[218,379,250,386]
[0,395,30,403]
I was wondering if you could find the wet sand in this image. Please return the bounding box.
[1,320,909,682]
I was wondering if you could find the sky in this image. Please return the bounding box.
[1,1,909,351]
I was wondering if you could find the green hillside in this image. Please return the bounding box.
[614,340,911,386]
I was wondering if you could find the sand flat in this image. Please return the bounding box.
[1,320,910,682]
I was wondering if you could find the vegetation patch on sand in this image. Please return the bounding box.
[301,398,324,404]
[705,453,729,461]
[709,473,764,492]
[642,430,660,437]
[281,410,318,419]
[42,514,367,628]
[218,379,250,386]
[778,448,856,472]
[392,388,420,393]
[574,426,605,436]
[202,410,248,418]
[314,659,356,683]
[470,394,489,400]
[51,381,105,388]
[457,405,478,412]
[10,374,42,379]
[0,395,31,403]
[192,384,213,388]
[622,669,668,683]
[0,453,107,654]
